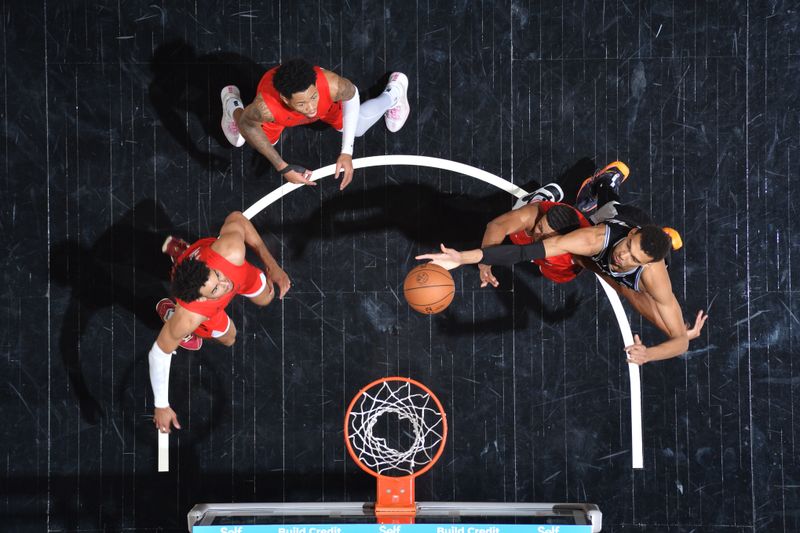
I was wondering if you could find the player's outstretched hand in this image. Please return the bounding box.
[686,310,709,340]
[625,334,651,365]
[416,244,465,271]
[153,406,181,434]
[334,153,354,190]
[281,164,316,186]
[478,264,499,288]
[271,266,292,299]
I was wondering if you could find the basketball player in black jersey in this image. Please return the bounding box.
[417,163,708,365]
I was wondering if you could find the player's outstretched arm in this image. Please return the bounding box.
[416,227,602,270]
[237,96,315,186]
[150,306,205,433]
[215,212,291,299]
[586,266,671,332]
[326,70,358,189]
[624,266,691,364]
[416,244,484,270]
[417,226,604,271]
[481,226,603,266]
[576,257,709,358]
[610,279,708,341]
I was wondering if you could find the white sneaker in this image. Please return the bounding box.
[384,72,410,133]
[532,183,564,203]
[512,183,565,210]
[220,85,245,147]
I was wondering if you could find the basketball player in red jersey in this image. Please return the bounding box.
[220,59,410,190]
[476,182,592,288]
[149,211,291,434]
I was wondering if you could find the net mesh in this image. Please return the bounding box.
[347,380,445,476]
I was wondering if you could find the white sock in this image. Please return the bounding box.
[355,91,395,136]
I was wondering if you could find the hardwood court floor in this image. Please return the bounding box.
[2,1,798,531]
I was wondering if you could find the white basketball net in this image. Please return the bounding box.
[347,380,445,476]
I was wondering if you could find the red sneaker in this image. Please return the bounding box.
[162,236,190,263]
[155,298,203,351]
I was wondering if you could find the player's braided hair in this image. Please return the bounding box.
[638,225,672,262]
[171,258,211,302]
[545,204,582,235]
[273,59,317,98]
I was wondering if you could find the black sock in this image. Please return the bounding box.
[596,180,620,206]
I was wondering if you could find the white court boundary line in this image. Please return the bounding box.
[596,279,643,468]
[158,431,169,472]
[240,154,643,470]
[242,155,528,219]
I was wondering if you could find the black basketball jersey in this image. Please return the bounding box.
[591,219,645,292]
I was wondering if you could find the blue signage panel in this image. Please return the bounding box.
[193,525,594,533]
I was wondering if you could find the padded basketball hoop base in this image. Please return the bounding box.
[376,476,416,523]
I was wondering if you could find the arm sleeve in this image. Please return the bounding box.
[340,90,360,155]
[148,342,174,408]
[480,241,546,266]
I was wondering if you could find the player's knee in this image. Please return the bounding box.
[218,331,237,347]
[215,320,238,347]
[251,283,276,307]
[261,288,276,306]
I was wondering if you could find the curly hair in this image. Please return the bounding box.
[545,205,582,235]
[638,225,672,262]
[171,258,211,302]
[273,59,317,98]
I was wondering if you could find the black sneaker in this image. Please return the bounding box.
[575,161,630,213]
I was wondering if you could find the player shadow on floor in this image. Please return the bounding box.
[94,354,275,531]
[30,455,372,531]
[440,269,587,335]
[279,182,505,255]
[275,156,597,329]
[278,157,595,257]
[95,352,372,531]
[510,155,596,206]
[49,199,191,425]
[276,193,578,326]
[149,40,266,173]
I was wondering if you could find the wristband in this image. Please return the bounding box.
[279,164,307,175]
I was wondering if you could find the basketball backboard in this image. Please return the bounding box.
[186,501,602,532]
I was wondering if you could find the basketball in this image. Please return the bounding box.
[403,263,455,314]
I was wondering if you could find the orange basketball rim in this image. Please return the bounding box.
[344,376,448,524]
